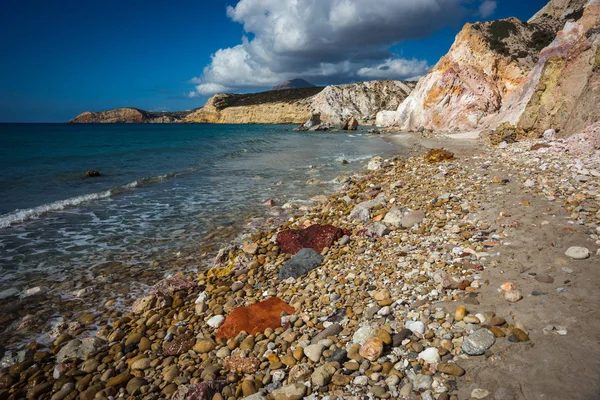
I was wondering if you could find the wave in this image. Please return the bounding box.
[0,172,178,229]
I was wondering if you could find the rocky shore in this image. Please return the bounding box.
[0,131,598,400]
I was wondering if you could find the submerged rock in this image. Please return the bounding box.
[56,338,106,363]
[341,116,359,131]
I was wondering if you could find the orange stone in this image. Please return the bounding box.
[216,297,295,339]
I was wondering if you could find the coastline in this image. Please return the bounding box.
[1,131,599,399]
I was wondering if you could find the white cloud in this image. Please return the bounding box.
[478,1,497,18]
[357,59,429,80]
[190,0,492,96]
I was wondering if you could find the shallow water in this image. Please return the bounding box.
[0,123,407,347]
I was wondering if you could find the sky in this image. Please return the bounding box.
[0,0,549,122]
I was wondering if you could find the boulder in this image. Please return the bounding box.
[341,116,359,130]
[216,297,295,339]
[279,248,324,280]
[489,122,517,145]
[543,129,556,141]
[367,156,383,170]
[401,210,425,228]
[424,148,454,163]
[383,206,404,227]
[294,113,321,131]
[363,222,390,237]
[276,224,344,255]
[349,206,370,222]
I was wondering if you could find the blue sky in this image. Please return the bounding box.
[0,0,549,122]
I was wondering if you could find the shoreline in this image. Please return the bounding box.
[1,132,598,399]
[0,128,408,350]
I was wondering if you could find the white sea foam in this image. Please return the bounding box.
[0,172,176,229]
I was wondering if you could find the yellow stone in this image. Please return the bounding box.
[454,306,466,321]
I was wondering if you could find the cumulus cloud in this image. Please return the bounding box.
[478,1,497,18]
[357,59,430,81]
[190,0,492,96]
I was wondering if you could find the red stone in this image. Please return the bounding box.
[150,276,195,297]
[163,332,195,355]
[216,297,295,340]
[276,224,345,255]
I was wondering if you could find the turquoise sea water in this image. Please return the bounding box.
[0,123,403,345]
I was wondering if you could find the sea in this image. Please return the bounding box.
[0,123,406,347]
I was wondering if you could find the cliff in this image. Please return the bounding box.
[310,80,415,124]
[69,108,192,123]
[491,0,600,137]
[184,81,414,125]
[377,0,597,137]
[183,87,323,124]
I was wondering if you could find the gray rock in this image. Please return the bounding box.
[367,157,383,171]
[0,288,19,300]
[413,374,433,391]
[242,394,267,400]
[383,206,404,227]
[311,323,342,344]
[405,320,425,336]
[330,349,348,363]
[543,129,556,141]
[352,325,377,345]
[349,206,370,222]
[365,222,390,237]
[365,305,381,320]
[303,343,325,362]
[401,210,425,228]
[462,329,496,356]
[56,337,107,363]
[565,246,590,260]
[311,362,337,387]
[279,248,324,280]
[271,383,306,400]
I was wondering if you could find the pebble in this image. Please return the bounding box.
[311,362,337,387]
[352,325,378,345]
[462,329,496,355]
[454,305,467,321]
[418,347,440,364]
[359,337,384,361]
[304,344,325,363]
[405,321,425,337]
[207,315,225,328]
[504,289,522,303]
[353,376,369,386]
[471,388,490,399]
[271,383,306,400]
[565,246,590,260]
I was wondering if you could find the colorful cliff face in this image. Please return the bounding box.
[377,0,598,137]
[376,18,554,130]
[493,0,600,137]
